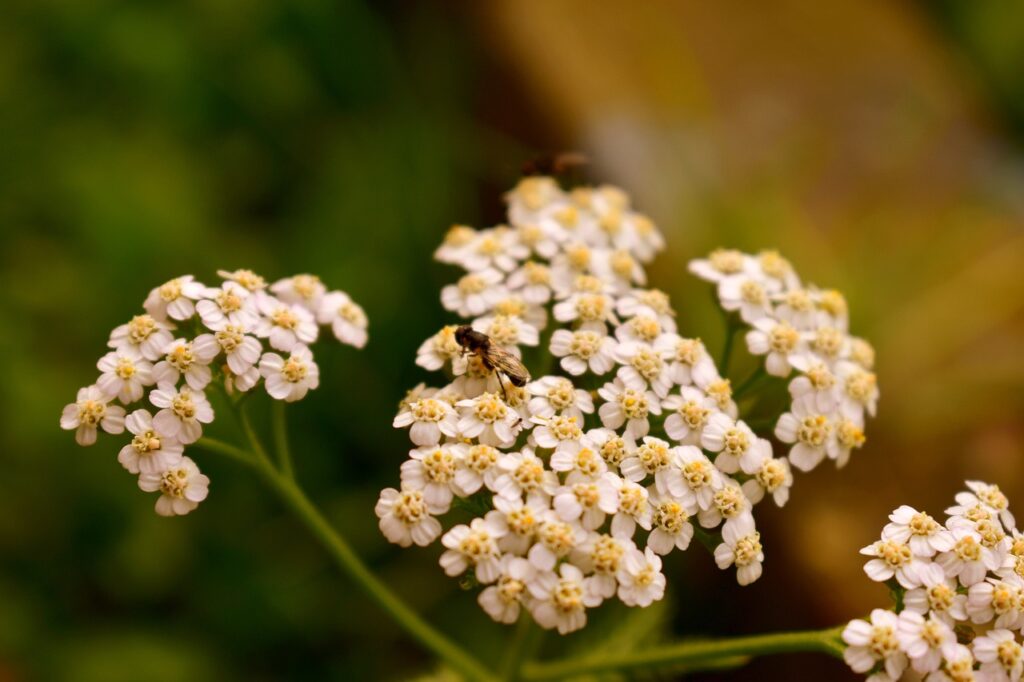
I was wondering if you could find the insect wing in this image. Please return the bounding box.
[486,346,531,387]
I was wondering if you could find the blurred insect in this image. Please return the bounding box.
[521,151,589,177]
[454,325,531,405]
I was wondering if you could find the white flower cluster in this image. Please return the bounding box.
[60,270,368,516]
[843,481,1024,681]
[689,249,878,471]
[379,175,876,635]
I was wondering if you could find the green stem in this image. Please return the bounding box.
[225,401,495,682]
[193,437,254,465]
[271,401,295,479]
[720,321,739,377]
[499,615,541,681]
[733,366,768,400]
[520,626,846,680]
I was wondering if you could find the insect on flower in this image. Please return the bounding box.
[454,325,531,403]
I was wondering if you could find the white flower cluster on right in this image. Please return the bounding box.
[376,174,881,635]
[843,481,1024,681]
[690,249,879,471]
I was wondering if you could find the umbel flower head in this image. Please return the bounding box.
[61,271,368,516]
[381,175,880,634]
[843,480,1023,680]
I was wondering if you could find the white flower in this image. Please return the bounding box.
[259,346,320,402]
[152,337,219,391]
[527,512,587,571]
[196,281,258,330]
[973,629,1023,682]
[216,268,267,293]
[745,317,803,377]
[552,291,617,329]
[138,456,210,517]
[842,609,908,679]
[714,513,764,585]
[528,563,602,634]
[616,289,676,332]
[143,275,206,321]
[96,346,154,403]
[457,392,521,448]
[654,336,718,388]
[452,443,501,497]
[614,341,673,397]
[254,298,318,352]
[270,274,326,310]
[550,328,617,376]
[772,288,818,330]
[493,494,547,555]
[787,363,839,414]
[619,437,682,497]
[959,481,1016,532]
[440,516,507,584]
[117,409,184,475]
[393,398,459,447]
[506,261,554,305]
[617,547,666,607]
[194,325,262,376]
[416,326,464,372]
[925,644,974,682]
[317,290,368,349]
[149,382,214,445]
[675,447,722,512]
[549,439,607,479]
[530,414,584,453]
[493,448,559,501]
[60,385,126,446]
[597,379,661,440]
[375,486,442,547]
[861,537,924,589]
[526,376,593,422]
[741,457,793,508]
[904,562,968,625]
[608,476,652,539]
[967,578,1024,630]
[400,444,464,514]
[434,225,478,265]
[699,480,751,529]
[701,415,769,475]
[227,365,260,393]
[472,314,538,355]
[688,249,749,284]
[883,506,955,558]
[717,273,775,324]
[660,389,715,447]
[108,314,174,361]
[751,250,800,291]
[795,326,850,370]
[836,361,879,421]
[571,533,629,600]
[552,473,620,530]
[441,269,503,317]
[646,488,695,555]
[937,528,1000,586]
[774,396,835,472]
[898,610,957,674]
[460,226,528,273]
[695,375,738,418]
[478,556,536,624]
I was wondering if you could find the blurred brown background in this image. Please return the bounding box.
[3,0,1023,679]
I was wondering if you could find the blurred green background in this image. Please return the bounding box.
[3,1,1024,680]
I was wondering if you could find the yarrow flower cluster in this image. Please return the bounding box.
[689,248,878,472]
[378,175,880,634]
[61,270,368,516]
[843,481,1023,681]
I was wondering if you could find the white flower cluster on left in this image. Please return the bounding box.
[60,270,368,516]
[843,481,1024,682]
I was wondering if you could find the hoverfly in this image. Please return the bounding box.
[454,325,531,404]
[520,151,589,177]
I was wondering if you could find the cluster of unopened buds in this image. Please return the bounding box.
[844,481,1024,681]
[60,270,368,516]
[378,174,880,634]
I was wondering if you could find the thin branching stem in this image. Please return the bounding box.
[519,626,846,680]
[271,401,295,479]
